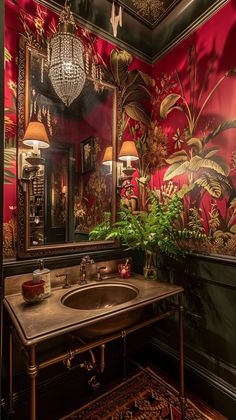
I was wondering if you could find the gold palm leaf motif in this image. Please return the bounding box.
[160,45,236,201]
[164,145,232,199]
[195,173,231,199]
[109,49,152,127]
[4,148,15,184]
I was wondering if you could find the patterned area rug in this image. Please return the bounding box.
[61,367,213,420]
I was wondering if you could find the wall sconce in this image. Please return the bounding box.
[48,0,86,107]
[102,146,113,175]
[118,140,139,178]
[21,121,50,181]
[116,140,139,196]
[102,141,139,195]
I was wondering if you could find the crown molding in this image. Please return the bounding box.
[36,0,153,64]
[36,0,229,65]
[152,0,229,62]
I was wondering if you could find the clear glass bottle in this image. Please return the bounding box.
[33,259,51,298]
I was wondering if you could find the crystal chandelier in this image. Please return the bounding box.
[47,0,86,107]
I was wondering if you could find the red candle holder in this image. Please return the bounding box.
[22,280,45,303]
[118,263,131,279]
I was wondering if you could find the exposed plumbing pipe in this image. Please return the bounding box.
[70,334,106,374]
[99,343,105,374]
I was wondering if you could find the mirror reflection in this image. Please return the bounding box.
[18,45,117,253]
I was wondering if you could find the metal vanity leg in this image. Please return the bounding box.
[121,330,127,379]
[27,344,38,420]
[100,344,106,373]
[179,292,185,420]
[8,329,15,416]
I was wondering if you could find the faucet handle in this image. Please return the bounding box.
[96,266,107,281]
[56,272,71,288]
[81,255,95,265]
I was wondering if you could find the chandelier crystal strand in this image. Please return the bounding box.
[48,1,86,107]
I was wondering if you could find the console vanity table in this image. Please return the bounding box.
[4,274,185,420]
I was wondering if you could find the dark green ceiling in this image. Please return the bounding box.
[38,0,229,63]
[114,0,181,28]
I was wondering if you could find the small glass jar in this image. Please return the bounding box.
[118,263,131,279]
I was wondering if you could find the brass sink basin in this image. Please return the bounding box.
[61,283,138,310]
[61,282,144,338]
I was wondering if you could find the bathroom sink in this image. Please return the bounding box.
[61,282,145,338]
[61,283,138,310]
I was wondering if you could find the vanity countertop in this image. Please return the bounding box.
[4,275,183,346]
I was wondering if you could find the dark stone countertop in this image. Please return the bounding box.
[4,274,183,346]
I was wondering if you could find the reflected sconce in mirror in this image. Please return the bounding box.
[47,0,86,107]
[21,121,50,182]
[102,146,113,175]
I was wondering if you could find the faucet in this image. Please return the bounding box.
[56,272,70,288]
[96,266,107,281]
[79,255,95,284]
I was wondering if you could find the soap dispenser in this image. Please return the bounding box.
[33,259,51,298]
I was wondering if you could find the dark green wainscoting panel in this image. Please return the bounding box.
[144,253,236,419]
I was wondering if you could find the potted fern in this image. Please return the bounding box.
[90,193,204,280]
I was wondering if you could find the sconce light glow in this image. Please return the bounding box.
[102,146,113,165]
[102,146,113,174]
[118,140,139,168]
[23,122,50,156]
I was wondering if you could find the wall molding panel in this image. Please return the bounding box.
[150,336,236,418]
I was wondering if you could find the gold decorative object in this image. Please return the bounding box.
[131,0,164,21]
[47,0,86,107]
[110,1,122,37]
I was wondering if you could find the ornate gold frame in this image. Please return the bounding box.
[17,42,118,258]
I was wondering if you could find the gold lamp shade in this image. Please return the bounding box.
[118,140,139,162]
[23,122,50,149]
[102,146,113,165]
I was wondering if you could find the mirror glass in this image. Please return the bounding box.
[18,44,117,257]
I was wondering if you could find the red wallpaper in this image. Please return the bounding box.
[150,0,236,256]
[4,0,236,258]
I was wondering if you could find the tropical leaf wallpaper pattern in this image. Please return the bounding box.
[4,0,236,258]
[154,39,236,256]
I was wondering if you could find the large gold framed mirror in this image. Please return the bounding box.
[17,42,118,258]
